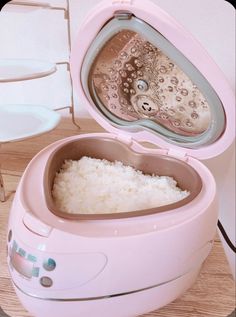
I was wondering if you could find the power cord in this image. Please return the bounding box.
[218,220,236,253]
[0,306,11,317]
[228,309,236,317]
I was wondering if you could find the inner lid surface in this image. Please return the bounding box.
[81,14,226,148]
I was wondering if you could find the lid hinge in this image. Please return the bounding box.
[116,134,133,146]
[167,149,189,162]
[114,10,133,20]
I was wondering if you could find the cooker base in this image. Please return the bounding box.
[14,266,200,317]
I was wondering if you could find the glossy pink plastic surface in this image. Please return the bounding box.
[7,1,225,316]
[15,267,200,317]
[8,133,217,299]
[7,133,217,314]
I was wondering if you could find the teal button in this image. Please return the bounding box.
[27,254,37,262]
[32,267,40,277]
[18,248,26,257]
[13,241,18,251]
[43,258,56,271]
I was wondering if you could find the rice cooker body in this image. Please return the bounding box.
[7,0,235,316]
[7,133,218,317]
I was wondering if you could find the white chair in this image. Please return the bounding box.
[0,0,80,202]
[0,60,61,202]
[2,0,79,126]
[0,106,61,201]
[0,58,57,82]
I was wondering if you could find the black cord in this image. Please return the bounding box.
[0,306,11,317]
[218,220,236,253]
[0,1,10,11]
[228,309,236,317]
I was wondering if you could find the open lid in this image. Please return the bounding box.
[70,0,235,159]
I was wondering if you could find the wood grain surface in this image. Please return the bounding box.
[0,118,235,317]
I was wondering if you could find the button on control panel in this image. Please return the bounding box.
[43,258,56,271]
[27,254,37,263]
[40,276,53,288]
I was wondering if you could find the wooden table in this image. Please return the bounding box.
[0,118,235,317]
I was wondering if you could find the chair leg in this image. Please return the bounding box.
[0,169,6,202]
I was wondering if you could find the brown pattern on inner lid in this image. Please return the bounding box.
[88,29,211,137]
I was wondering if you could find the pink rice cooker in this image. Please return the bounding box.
[7,0,235,316]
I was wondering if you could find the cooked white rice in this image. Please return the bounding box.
[52,156,189,214]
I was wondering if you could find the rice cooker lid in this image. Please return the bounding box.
[70,0,235,160]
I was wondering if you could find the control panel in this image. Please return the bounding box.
[8,233,107,290]
[9,239,56,287]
